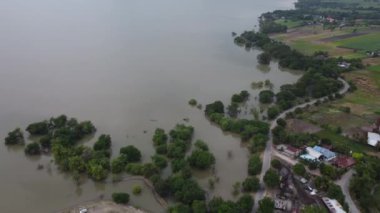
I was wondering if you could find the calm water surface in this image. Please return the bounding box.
[0,0,299,212]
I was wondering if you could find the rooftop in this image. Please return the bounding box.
[367,132,380,146]
[322,197,346,213]
[313,146,336,160]
[306,147,322,159]
[333,156,355,168]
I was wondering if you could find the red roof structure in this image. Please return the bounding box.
[333,156,355,168]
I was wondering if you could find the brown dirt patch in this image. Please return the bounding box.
[351,75,378,94]
[61,201,145,213]
[286,119,321,133]
[363,57,380,66]
[319,32,368,42]
[339,102,368,115]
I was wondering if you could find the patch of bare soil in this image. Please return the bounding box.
[286,119,321,134]
[61,201,145,213]
[319,32,368,42]
[363,57,380,66]
[351,75,378,94]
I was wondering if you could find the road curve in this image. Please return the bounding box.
[336,170,360,213]
[253,77,350,211]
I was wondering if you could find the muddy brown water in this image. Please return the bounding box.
[0,0,300,212]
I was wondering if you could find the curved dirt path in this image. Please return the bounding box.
[336,170,360,213]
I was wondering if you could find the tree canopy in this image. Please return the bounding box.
[4,128,24,145]
[264,169,280,188]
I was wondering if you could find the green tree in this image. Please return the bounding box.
[257,52,272,65]
[26,121,49,135]
[264,169,280,188]
[320,163,338,180]
[267,106,280,120]
[93,134,111,151]
[112,192,130,204]
[258,197,274,213]
[227,103,240,118]
[189,99,197,106]
[205,101,225,116]
[259,90,274,104]
[187,149,215,170]
[276,118,287,127]
[248,155,262,175]
[87,163,108,181]
[111,155,128,174]
[237,194,254,213]
[5,128,24,145]
[242,177,260,192]
[153,128,168,146]
[293,163,306,176]
[250,134,268,153]
[24,143,41,155]
[132,185,142,195]
[68,156,86,172]
[39,135,51,149]
[301,205,328,213]
[191,200,207,213]
[120,145,142,162]
[194,140,209,151]
[271,159,282,170]
[152,154,168,169]
[169,204,191,213]
[171,158,187,173]
[49,115,67,128]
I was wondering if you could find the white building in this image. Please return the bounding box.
[322,197,346,213]
[367,132,380,147]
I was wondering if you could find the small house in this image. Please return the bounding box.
[332,156,355,168]
[284,146,302,158]
[367,132,380,147]
[322,197,346,213]
[337,62,351,69]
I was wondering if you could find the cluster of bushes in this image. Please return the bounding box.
[4,128,24,145]
[248,154,262,175]
[250,134,268,154]
[188,140,215,170]
[272,125,319,147]
[205,101,269,141]
[231,90,250,103]
[112,192,130,204]
[259,19,287,34]
[350,156,380,212]
[6,115,127,181]
[263,169,280,188]
[146,125,217,210]
[259,90,275,104]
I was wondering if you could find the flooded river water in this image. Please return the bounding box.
[0,0,299,212]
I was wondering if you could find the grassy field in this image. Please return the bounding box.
[291,40,333,55]
[335,33,380,51]
[271,25,376,58]
[316,130,371,153]
[368,65,380,72]
[275,19,304,29]
[320,0,380,9]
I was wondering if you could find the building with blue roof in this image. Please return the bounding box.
[313,146,336,161]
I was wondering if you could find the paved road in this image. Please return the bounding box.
[336,170,360,213]
[253,78,350,212]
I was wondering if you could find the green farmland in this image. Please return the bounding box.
[335,33,380,51]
